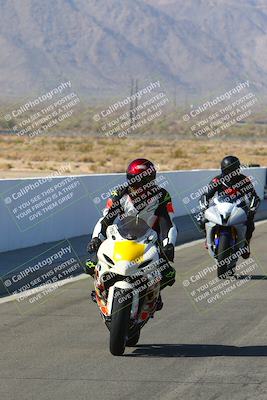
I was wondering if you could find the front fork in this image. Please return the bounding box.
[107,281,139,319]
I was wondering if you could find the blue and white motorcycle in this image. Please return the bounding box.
[203,194,249,278]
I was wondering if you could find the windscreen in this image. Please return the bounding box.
[117,216,150,240]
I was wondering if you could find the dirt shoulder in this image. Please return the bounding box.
[0,135,266,179]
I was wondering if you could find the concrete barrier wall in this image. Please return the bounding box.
[0,167,266,253]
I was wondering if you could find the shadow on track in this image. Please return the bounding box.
[235,275,267,280]
[125,344,267,358]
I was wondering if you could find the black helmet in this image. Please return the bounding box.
[221,156,241,176]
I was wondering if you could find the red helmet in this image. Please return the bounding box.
[126,159,156,189]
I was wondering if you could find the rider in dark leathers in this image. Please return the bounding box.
[199,156,260,258]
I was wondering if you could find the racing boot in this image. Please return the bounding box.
[156,293,163,311]
[160,244,176,289]
[241,240,251,259]
[90,290,97,303]
[84,259,97,276]
[160,264,176,289]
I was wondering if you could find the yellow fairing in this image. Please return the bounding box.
[113,241,146,262]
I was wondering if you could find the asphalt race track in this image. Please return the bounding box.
[1,221,267,400]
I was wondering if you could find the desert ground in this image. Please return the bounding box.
[0,135,266,178]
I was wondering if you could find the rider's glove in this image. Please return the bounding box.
[199,203,207,211]
[162,243,174,262]
[87,237,102,254]
[199,196,208,211]
[196,211,206,230]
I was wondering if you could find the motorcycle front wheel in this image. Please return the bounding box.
[126,329,140,347]
[109,288,132,356]
[217,234,235,279]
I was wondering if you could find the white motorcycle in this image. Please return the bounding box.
[204,194,249,278]
[92,216,166,356]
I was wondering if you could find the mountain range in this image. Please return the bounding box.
[0,0,266,103]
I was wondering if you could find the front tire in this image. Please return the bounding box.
[109,289,132,356]
[217,234,233,279]
[126,329,140,347]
